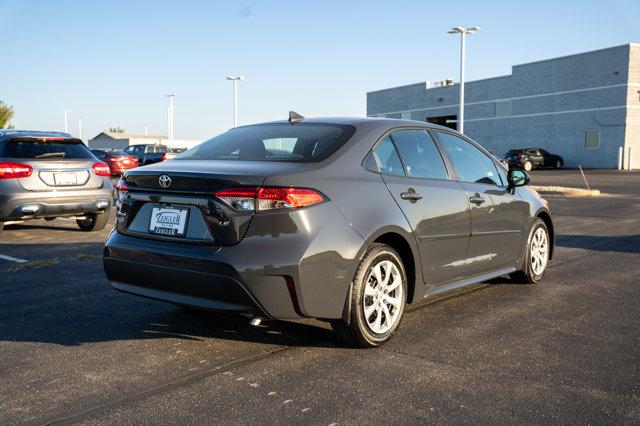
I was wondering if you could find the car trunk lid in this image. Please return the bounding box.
[117,160,304,244]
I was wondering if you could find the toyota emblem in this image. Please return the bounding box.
[158,175,172,188]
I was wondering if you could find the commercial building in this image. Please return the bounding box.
[367,44,639,169]
[88,132,201,151]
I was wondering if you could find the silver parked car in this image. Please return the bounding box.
[104,116,553,347]
[0,130,114,233]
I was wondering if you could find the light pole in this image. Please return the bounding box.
[447,26,479,134]
[77,116,83,139]
[166,94,175,141]
[144,123,149,135]
[226,75,244,127]
[64,109,72,133]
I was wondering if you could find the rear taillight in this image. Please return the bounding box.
[215,186,326,211]
[116,178,129,202]
[0,162,33,179]
[161,153,167,161]
[92,162,111,177]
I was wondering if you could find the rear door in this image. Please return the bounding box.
[434,131,526,275]
[370,129,471,286]
[1,137,104,191]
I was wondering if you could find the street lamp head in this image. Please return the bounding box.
[226,75,244,81]
[448,26,480,34]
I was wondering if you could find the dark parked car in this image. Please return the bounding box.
[0,130,113,233]
[123,144,168,165]
[505,148,564,171]
[91,149,139,175]
[104,116,553,347]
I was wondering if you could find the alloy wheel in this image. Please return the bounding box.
[530,227,549,276]
[362,260,404,334]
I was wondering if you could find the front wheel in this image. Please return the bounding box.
[77,210,110,232]
[331,243,407,348]
[510,218,550,284]
[523,160,533,171]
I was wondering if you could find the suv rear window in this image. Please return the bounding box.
[1,138,94,160]
[176,123,356,163]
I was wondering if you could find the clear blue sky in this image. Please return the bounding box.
[2,0,639,140]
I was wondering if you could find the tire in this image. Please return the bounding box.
[510,218,550,284]
[554,160,562,169]
[331,243,408,348]
[523,160,533,171]
[76,209,110,232]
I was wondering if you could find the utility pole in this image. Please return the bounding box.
[64,109,72,133]
[77,116,83,139]
[447,26,480,134]
[144,123,149,135]
[166,94,175,141]
[226,75,244,127]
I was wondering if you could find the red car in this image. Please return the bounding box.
[91,149,139,175]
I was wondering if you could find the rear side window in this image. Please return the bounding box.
[176,123,355,163]
[1,138,94,160]
[364,136,404,176]
[389,130,448,180]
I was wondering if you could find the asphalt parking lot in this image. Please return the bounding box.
[1,169,639,424]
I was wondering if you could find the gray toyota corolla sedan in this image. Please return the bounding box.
[104,115,553,347]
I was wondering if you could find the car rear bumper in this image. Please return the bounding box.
[0,188,114,221]
[103,202,365,320]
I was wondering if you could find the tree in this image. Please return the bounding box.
[0,101,15,129]
[108,126,126,133]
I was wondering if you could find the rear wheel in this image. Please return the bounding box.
[523,160,533,171]
[510,218,549,284]
[331,243,407,348]
[76,210,110,232]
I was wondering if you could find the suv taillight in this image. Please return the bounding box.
[92,162,111,177]
[0,162,33,179]
[215,186,326,211]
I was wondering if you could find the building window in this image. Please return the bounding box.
[401,112,412,120]
[584,130,600,149]
[494,100,511,117]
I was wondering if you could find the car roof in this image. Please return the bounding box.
[0,130,74,141]
[235,116,455,133]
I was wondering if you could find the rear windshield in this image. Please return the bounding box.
[1,138,94,160]
[175,123,356,163]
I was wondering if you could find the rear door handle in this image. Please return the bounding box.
[469,194,486,205]
[400,189,423,201]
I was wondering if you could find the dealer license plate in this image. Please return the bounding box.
[149,206,189,237]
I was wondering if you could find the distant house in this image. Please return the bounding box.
[88,132,169,150]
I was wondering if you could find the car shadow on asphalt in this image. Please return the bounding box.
[0,243,339,349]
[555,234,640,254]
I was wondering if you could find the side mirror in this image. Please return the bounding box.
[507,169,530,194]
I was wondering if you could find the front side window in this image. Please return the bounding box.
[389,130,448,180]
[364,136,404,176]
[436,132,501,186]
[176,123,355,163]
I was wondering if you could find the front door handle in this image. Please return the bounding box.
[469,194,486,205]
[400,189,423,201]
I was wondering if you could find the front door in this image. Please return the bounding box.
[370,130,471,286]
[435,131,526,276]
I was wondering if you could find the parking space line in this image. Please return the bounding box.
[0,254,29,263]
